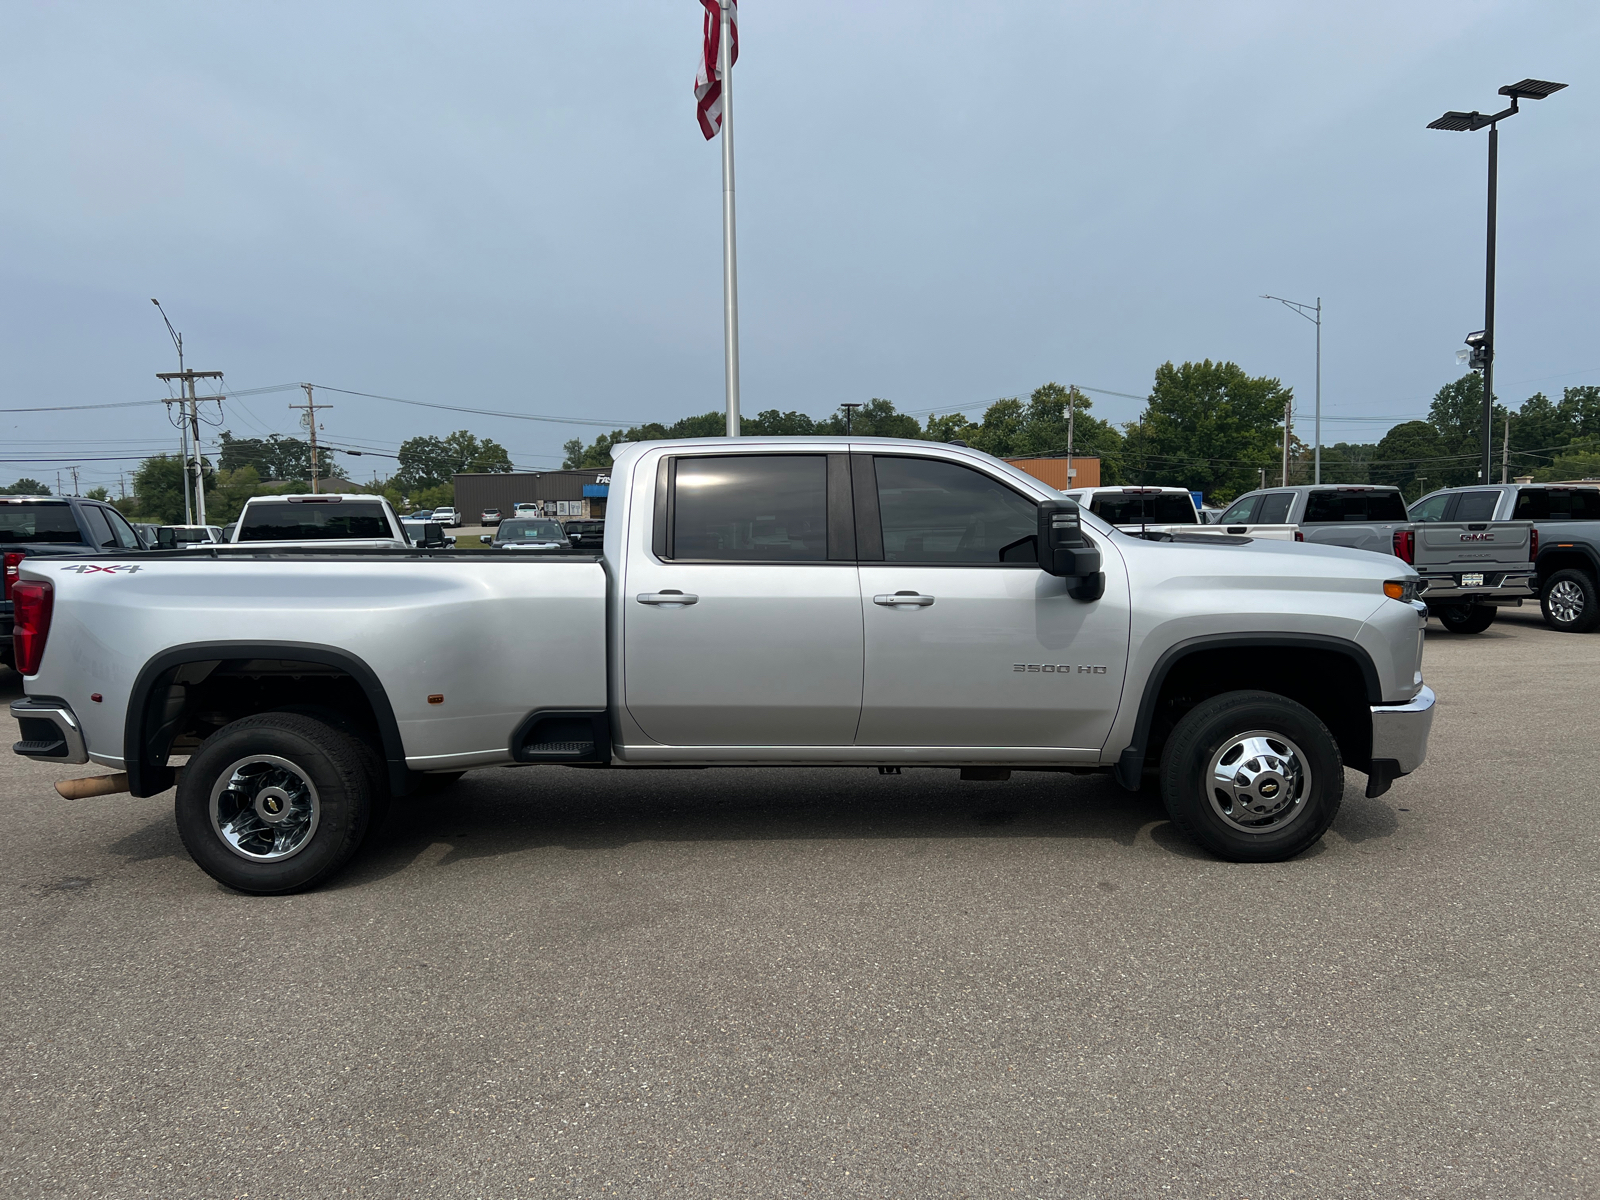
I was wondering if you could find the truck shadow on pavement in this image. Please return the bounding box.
[99,766,1400,887]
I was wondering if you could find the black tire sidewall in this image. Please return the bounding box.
[175,713,373,894]
[1438,604,1495,634]
[1541,569,1599,633]
[1159,690,1344,863]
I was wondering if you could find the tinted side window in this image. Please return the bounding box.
[81,505,115,548]
[1512,489,1548,520]
[1257,492,1294,523]
[1453,491,1500,521]
[1409,494,1450,523]
[102,507,141,549]
[1305,489,1407,523]
[875,457,1036,564]
[1548,488,1600,520]
[1219,495,1260,524]
[671,455,827,561]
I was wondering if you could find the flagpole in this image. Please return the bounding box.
[718,0,741,436]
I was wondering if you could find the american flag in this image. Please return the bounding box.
[694,0,738,140]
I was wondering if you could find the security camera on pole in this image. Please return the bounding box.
[695,0,741,436]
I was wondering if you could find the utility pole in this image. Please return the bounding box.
[1066,387,1076,486]
[1502,412,1512,484]
[157,369,225,525]
[1281,400,1293,486]
[1261,295,1322,482]
[70,467,80,496]
[289,384,331,493]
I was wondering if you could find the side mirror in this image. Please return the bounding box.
[1036,500,1104,601]
[422,522,446,549]
[156,526,178,549]
[479,534,493,545]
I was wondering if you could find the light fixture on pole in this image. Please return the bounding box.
[1428,77,1567,487]
[1261,295,1321,483]
[840,402,863,435]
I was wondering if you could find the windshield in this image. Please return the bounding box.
[1089,492,1197,525]
[497,519,565,541]
[238,501,391,541]
[0,502,81,543]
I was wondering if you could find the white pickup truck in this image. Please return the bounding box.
[10,437,1435,892]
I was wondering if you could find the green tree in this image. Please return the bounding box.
[203,465,267,524]
[84,486,111,501]
[1557,385,1600,445]
[218,431,314,481]
[0,478,51,495]
[131,454,211,524]
[397,430,513,489]
[1121,361,1290,502]
[1371,421,1446,498]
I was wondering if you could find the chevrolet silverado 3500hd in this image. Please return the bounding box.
[10,437,1435,891]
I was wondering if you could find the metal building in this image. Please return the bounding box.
[451,469,610,521]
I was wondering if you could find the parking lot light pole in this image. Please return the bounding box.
[1261,295,1321,483]
[1428,78,1567,486]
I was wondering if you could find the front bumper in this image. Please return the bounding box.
[1365,685,1435,796]
[10,696,90,764]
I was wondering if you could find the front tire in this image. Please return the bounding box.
[175,712,375,894]
[1436,603,1496,634]
[1159,690,1343,863]
[1540,569,1599,633]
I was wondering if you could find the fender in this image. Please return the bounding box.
[1534,541,1600,580]
[1112,632,1383,791]
[124,641,408,798]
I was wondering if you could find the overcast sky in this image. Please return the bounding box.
[2,0,1595,489]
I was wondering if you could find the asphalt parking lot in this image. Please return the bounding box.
[1,605,1595,1199]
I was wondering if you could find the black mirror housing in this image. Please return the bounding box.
[1037,499,1104,600]
[155,526,178,549]
[422,522,446,548]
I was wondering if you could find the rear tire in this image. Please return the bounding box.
[1540,569,1600,633]
[175,712,375,894]
[1436,603,1496,634]
[1159,690,1343,863]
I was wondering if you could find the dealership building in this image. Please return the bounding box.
[450,468,610,522]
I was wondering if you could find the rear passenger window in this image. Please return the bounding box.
[103,507,141,549]
[1305,489,1407,523]
[1257,492,1293,523]
[874,457,1036,564]
[1453,491,1500,521]
[670,455,827,561]
[1547,488,1600,520]
[1219,495,1260,524]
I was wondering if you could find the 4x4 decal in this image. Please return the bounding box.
[59,564,144,574]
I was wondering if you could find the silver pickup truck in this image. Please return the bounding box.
[1403,487,1535,634]
[10,437,1436,891]
[1216,485,1413,556]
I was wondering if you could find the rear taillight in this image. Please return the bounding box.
[2,551,21,602]
[1393,529,1415,564]
[1294,530,1304,542]
[12,579,53,675]
[1530,527,1539,561]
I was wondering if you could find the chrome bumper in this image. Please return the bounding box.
[1370,685,1435,777]
[10,697,89,765]
[1420,574,1533,603]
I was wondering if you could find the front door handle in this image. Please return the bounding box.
[873,591,935,607]
[637,591,698,606]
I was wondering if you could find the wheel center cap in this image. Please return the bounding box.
[255,786,295,824]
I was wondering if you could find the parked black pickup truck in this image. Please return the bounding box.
[1,495,144,669]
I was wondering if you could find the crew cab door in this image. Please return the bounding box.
[623,452,864,747]
[853,454,1130,750]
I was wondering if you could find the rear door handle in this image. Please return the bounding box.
[637,591,698,606]
[873,592,935,607]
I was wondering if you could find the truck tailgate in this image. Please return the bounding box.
[1413,520,1535,597]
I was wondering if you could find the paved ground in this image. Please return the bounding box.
[1,606,1595,1198]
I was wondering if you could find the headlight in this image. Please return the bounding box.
[1384,579,1421,603]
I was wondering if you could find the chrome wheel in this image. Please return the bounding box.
[209,754,321,862]
[1206,731,1311,834]
[1548,579,1585,625]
